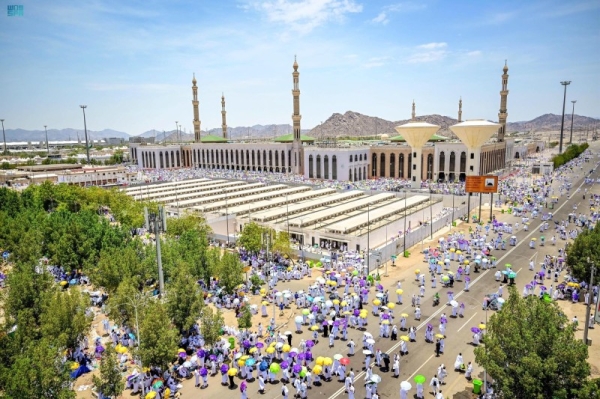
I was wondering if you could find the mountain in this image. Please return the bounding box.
[308,111,459,138]
[3,128,130,142]
[506,113,600,132]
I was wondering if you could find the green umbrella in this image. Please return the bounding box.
[505,264,512,268]
[441,276,450,282]
[508,272,517,278]
[414,375,426,384]
[269,363,281,373]
[352,270,359,276]
[152,380,163,389]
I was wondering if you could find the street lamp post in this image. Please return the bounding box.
[403,190,407,256]
[44,125,49,154]
[146,206,166,296]
[0,119,6,154]
[430,190,433,240]
[367,203,370,275]
[569,100,577,144]
[175,121,178,143]
[80,105,91,164]
[558,81,571,154]
[225,195,229,246]
[583,257,595,345]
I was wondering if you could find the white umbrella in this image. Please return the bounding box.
[294,316,303,324]
[284,293,292,299]
[366,338,375,345]
[325,300,333,307]
[234,352,243,359]
[370,374,382,383]
[400,381,412,391]
[285,330,293,335]
[450,300,459,308]
[376,293,384,299]
[363,350,372,355]
[276,342,283,349]
[233,298,240,305]
[363,332,373,338]
[316,277,326,284]
[275,292,283,297]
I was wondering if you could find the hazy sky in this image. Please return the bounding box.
[1,0,599,135]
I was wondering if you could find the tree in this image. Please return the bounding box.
[107,277,147,328]
[93,345,124,399]
[137,301,178,369]
[199,306,224,348]
[216,252,244,295]
[165,264,204,332]
[41,289,93,350]
[566,223,600,282]
[474,285,590,399]
[272,231,293,258]
[166,213,211,238]
[238,304,252,330]
[237,222,263,253]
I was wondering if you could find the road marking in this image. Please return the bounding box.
[328,170,592,399]
[457,313,478,333]
[407,354,435,381]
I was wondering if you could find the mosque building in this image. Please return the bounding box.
[129,59,543,180]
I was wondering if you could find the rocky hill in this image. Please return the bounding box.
[507,113,599,132]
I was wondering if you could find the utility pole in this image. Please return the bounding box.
[367,203,370,275]
[80,105,90,164]
[569,100,577,144]
[0,119,6,154]
[145,206,166,296]
[583,258,595,345]
[558,81,571,154]
[44,125,49,154]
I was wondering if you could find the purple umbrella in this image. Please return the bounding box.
[471,327,481,334]
[221,364,229,373]
[427,323,433,329]
[382,314,390,320]
[312,305,320,312]
[200,367,208,376]
[95,345,105,353]
[306,340,315,348]
[298,353,306,360]
[526,284,533,289]
[361,288,369,295]
[178,352,187,358]
[256,342,264,348]
[333,320,341,326]
[306,351,313,361]
[322,320,329,326]
[377,284,383,290]
[465,276,471,282]
[354,309,360,316]
[209,354,217,361]
[293,364,302,373]
[447,291,454,295]
[557,283,566,289]
[281,361,289,368]
[240,381,247,391]
[539,270,545,276]
[243,340,251,348]
[540,286,547,291]
[289,351,297,358]
[197,349,205,357]
[359,280,366,287]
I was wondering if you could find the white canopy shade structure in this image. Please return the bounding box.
[394,121,439,188]
[450,119,500,175]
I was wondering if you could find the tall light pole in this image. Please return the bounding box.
[80,105,90,164]
[569,100,577,144]
[558,81,571,154]
[403,190,407,256]
[178,124,182,143]
[366,203,370,275]
[44,125,49,154]
[0,119,6,154]
[583,257,595,345]
[175,121,178,143]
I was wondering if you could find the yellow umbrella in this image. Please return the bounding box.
[262,301,269,305]
[312,365,323,375]
[282,344,291,353]
[435,333,444,339]
[240,355,250,361]
[316,356,325,366]
[400,313,409,318]
[478,324,486,330]
[323,357,333,366]
[266,347,275,354]
[387,302,395,309]
[382,320,390,325]
[400,336,409,342]
[269,341,277,347]
[532,238,537,241]
[260,288,266,295]
[373,299,381,306]
[414,269,420,275]
[343,311,352,315]
[447,271,454,275]
[249,347,258,354]
[70,362,79,370]
[178,348,186,353]
[60,281,68,286]
[310,325,320,331]
[341,301,348,306]
[228,368,238,376]
[238,359,245,367]
[333,299,340,305]
[450,248,456,253]
[438,261,444,265]
[456,250,462,254]
[145,392,157,399]
[396,289,403,295]
[464,260,470,265]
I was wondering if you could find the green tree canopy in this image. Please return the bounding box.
[272,231,292,258]
[199,306,224,348]
[137,300,178,369]
[92,345,125,399]
[217,251,244,295]
[566,223,600,282]
[238,222,263,253]
[40,289,93,350]
[474,285,590,399]
[238,304,252,330]
[165,264,204,332]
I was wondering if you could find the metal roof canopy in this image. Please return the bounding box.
[225,188,336,216]
[251,190,365,223]
[325,195,430,234]
[137,181,256,202]
[175,184,283,207]
[195,186,311,213]
[132,180,233,200]
[287,193,396,227]
[121,178,214,194]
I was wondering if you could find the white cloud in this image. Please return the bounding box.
[371,12,388,25]
[248,0,363,33]
[466,50,482,57]
[417,42,447,50]
[370,2,425,25]
[362,56,390,68]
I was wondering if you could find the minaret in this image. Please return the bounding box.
[411,100,416,121]
[291,56,303,174]
[221,93,227,139]
[458,97,463,122]
[498,61,509,142]
[192,74,201,143]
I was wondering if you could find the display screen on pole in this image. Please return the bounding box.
[465,175,499,193]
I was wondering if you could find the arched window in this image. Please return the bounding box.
[349,168,353,181]
[316,155,322,178]
[358,167,362,180]
[275,150,279,167]
[164,151,169,168]
[252,150,255,169]
[439,151,445,171]
[399,154,404,178]
[349,155,353,163]
[380,153,386,177]
[372,153,377,177]
[159,152,164,168]
[407,153,412,179]
[332,155,337,180]
[389,153,395,178]
[427,153,433,180]
[449,151,456,172]
[324,155,329,179]
[460,151,466,172]
[308,155,314,178]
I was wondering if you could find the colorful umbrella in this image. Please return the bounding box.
[414,375,426,384]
